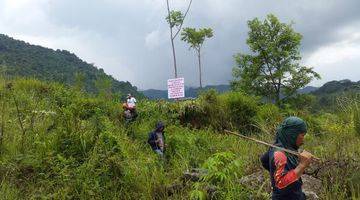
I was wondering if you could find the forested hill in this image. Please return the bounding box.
[312,79,360,95]
[0,34,142,97]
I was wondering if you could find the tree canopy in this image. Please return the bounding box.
[232,14,320,105]
[181,27,213,88]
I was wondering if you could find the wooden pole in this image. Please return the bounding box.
[224,129,321,161]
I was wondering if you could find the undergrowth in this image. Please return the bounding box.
[0,78,359,199]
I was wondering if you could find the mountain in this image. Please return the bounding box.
[142,89,168,100]
[309,79,360,109]
[0,34,142,97]
[297,86,318,94]
[142,84,231,99]
[312,79,360,95]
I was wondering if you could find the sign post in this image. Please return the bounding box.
[167,77,185,99]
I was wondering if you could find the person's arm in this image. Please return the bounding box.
[294,150,313,178]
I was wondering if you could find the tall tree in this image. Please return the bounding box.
[166,0,193,78]
[232,14,320,105]
[181,27,213,88]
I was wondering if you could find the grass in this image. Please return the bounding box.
[0,78,359,199]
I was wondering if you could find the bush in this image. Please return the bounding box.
[221,92,259,133]
[284,94,317,111]
[255,103,283,135]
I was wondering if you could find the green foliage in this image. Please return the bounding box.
[353,103,360,136]
[0,77,359,199]
[181,28,213,51]
[181,27,213,88]
[231,14,320,105]
[202,152,242,185]
[95,74,113,99]
[166,10,184,28]
[221,92,259,133]
[284,94,317,111]
[312,80,360,112]
[256,103,283,134]
[169,90,260,132]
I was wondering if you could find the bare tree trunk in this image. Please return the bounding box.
[171,35,178,78]
[198,49,202,88]
[166,0,178,78]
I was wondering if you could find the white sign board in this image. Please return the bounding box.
[167,77,185,99]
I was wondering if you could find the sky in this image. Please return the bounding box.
[0,0,359,90]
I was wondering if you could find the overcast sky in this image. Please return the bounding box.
[0,0,359,89]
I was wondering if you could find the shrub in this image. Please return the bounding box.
[255,103,283,135]
[283,94,316,111]
[221,92,259,133]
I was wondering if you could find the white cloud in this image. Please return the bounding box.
[305,30,360,85]
[145,29,167,50]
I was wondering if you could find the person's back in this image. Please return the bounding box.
[147,122,165,156]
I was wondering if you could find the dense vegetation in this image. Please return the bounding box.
[311,80,360,111]
[0,34,142,97]
[0,77,359,199]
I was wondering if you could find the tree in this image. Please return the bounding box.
[181,27,213,88]
[166,0,193,78]
[231,14,320,105]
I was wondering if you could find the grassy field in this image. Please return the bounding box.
[0,78,359,199]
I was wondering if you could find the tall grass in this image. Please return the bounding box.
[0,78,359,199]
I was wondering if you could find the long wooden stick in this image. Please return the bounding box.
[224,129,321,161]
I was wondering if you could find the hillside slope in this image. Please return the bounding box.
[0,34,141,97]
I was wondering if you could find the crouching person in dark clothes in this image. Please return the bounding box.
[261,117,314,200]
[148,122,166,157]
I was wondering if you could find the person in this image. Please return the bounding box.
[121,94,137,120]
[122,103,133,122]
[126,93,136,109]
[147,122,166,157]
[260,117,314,200]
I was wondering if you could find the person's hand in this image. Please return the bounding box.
[299,150,313,168]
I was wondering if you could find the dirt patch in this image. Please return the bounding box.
[239,170,322,200]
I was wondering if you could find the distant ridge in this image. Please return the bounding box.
[142,84,230,99]
[0,33,142,97]
[312,79,360,95]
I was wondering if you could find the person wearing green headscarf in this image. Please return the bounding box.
[261,117,314,200]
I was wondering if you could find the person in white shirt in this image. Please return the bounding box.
[126,93,136,109]
[125,94,137,119]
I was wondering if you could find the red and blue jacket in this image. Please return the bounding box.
[261,148,306,200]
